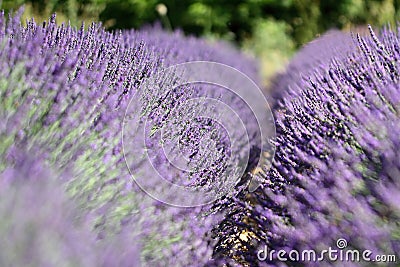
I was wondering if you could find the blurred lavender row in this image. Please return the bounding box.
[0,147,140,267]
[0,9,261,266]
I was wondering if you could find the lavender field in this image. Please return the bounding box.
[0,8,399,267]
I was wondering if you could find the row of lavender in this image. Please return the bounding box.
[211,27,400,265]
[0,10,261,266]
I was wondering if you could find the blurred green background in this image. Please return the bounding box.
[2,0,399,85]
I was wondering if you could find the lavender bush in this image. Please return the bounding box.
[211,26,400,266]
[0,9,261,266]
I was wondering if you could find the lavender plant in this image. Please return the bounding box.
[0,9,262,266]
[211,26,400,266]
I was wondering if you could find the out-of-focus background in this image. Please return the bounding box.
[3,0,399,86]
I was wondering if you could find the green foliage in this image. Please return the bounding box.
[99,0,158,29]
[1,0,399,85]
[243,18,294,85]
[161,0,398,47]
[2,0,399,47]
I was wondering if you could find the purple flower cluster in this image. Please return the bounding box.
[212,26,400,265]
[0,10,260,266]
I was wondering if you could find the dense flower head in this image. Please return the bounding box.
[0,9,261,266]
[211,25,400,266]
